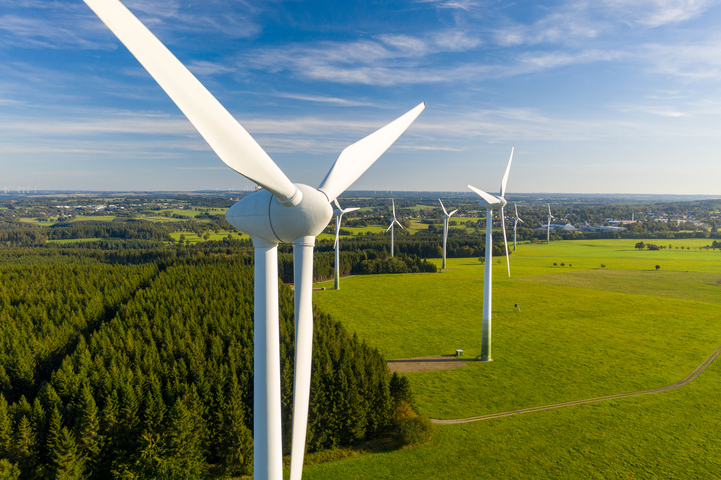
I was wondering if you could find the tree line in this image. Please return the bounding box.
[0,257,417,479]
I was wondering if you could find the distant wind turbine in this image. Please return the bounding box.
[512,203,524,251]
[439,199,458,269]
[386,199,404,257]
[547,204,555,244]
[333,200,359,290]
[467,146,513,362]
[80,2,425,480]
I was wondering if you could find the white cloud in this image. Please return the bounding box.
[597,0,719,27]
[270,92,378,107]
[416,0,487,11]
[641,38,721,79]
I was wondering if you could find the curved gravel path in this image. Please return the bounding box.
[432,342,721,425]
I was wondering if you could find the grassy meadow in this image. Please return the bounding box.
[304,239,721,479]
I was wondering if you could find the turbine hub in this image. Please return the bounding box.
[226,184,333,243]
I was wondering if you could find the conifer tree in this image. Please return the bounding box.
[222,379,252,476]
[167,398,206,476]
[31,397,48,464]
[75,383,102,474]
[12,415,37,475]
[141,376,166,434]
[0,394,11,458]
[46,407,63,459]
[51,427,85,480]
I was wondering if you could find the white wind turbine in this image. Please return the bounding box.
[547,204,555,244]
[467,146,514,362]
[81,2,425,480]
[512,203,524,251]
[386,199,403,257]
[439,199,458,269]
[332,200,359,290]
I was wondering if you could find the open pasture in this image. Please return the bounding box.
[308,239,721,479]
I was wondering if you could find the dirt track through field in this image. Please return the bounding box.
[432,342,721,424]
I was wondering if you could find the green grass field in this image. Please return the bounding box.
[168,230,248,243]
[303,239,721,479]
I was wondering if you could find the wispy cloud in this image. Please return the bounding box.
[597,0,719,27]
[416,0,487,11]
[641,37,721,79]
[0,13,109,49]
[270,92,378,107]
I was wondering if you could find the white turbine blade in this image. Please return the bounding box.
[514,203,519,217]
[548,204,552,216]
[317,103,426,202]
[439,198,448,216]
[333,227,340,250]
[333,199,342,210]
[500,146,514,198]
[392,199,396,219]
[501,206,510,277]
[448,209,458,217]
[386,222,394,233]
[468,185,500,206]
[395,218,404,229]
[343,207,360,214]
[82,0,298,203]
[518,217,525,223]
[290,238,315,480]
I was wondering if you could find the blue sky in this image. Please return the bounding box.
[2,0,721,195]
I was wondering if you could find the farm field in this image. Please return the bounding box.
[307,239,721,479]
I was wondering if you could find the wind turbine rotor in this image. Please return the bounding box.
[81,3,425,480]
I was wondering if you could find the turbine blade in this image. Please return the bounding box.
[290,238,315,480]
[334,214,342,249]
[386,222,394,233]
[82,0,298,203]
[518,217,525,223]
[333,199,342,211]
[317,103,425,202]
[468,185,501,206]
[449,209,458,217]
[514,203,519,217]
[500,146,514,198]
[548,204,552,216]
[501,207,510,277]
[343,207,360,214]
[439,198,448,216]
[392,199,396,219]
[396,219,404,230]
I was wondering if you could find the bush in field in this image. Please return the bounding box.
[390,373,434,446]
[397,414,434,446]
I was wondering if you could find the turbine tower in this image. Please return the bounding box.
[80,2,425,479]
[439,199,458,269]
[546,204,555,244]
[386,199,403,257]
[512,203,524,251]
[467,146,514,362]
[333,200,359,290]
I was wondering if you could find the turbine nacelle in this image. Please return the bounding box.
[226,184,333,244]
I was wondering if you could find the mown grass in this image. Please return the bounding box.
[168,230,248,243]
[303,361,721,479]
[305,239,721,479]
